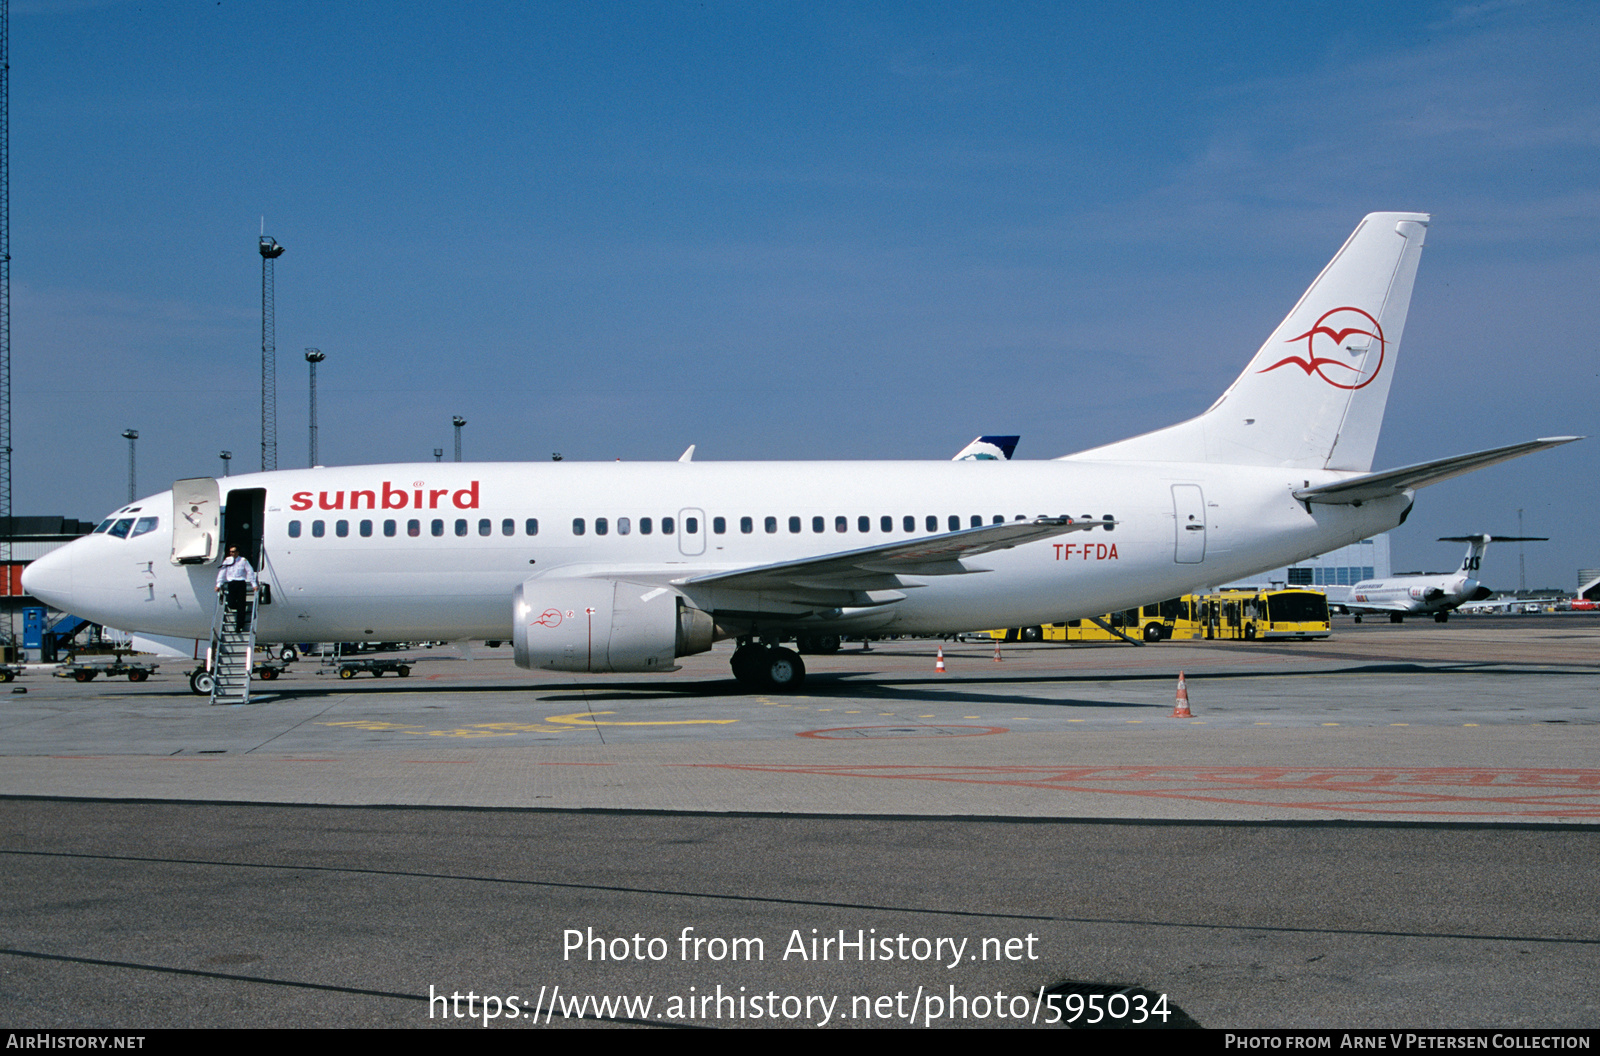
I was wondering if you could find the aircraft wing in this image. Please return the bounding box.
[683,516,1100,593]
[1294,437,1581,505]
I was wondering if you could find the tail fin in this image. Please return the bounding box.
[952,435,1020,461]
[1065,212,1429,471]
[1439,534,1546,574]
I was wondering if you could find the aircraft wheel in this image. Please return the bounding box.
[730,644,765,686]
[1434,611,1449,623]
[1020,626,1043,643]
[795,635,814,655]
[761,648,806,691]
[279,646,298,664]
[813,634,840,654]
[1389,613,1404,624]
[1353,615,1362,624]
[128,670,149,683]
[1142,623,1163,643]
[339,667,355,680]
[190,670,214,696]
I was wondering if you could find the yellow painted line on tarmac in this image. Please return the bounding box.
[545,711,738,727]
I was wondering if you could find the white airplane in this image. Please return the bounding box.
[1342,534,1547,623]
[22,213,1580,690]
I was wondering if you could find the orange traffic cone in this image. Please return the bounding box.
[1171,671,1193,717]
[935,646,948,673]
[993,639,1003,662]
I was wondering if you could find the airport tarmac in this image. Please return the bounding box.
[3,617,1597,1029]
[1,617,1595,822]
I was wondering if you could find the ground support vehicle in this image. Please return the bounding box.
[56,658,158,683]
[331,658,413,679]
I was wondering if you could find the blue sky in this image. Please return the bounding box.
[12,0,1597,588]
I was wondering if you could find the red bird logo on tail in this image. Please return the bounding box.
[1258,306,1385,390]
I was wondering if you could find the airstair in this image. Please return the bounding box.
[208,589,258,706]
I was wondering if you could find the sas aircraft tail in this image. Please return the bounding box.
[1066,212,1429,472]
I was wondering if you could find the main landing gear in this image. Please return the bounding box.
[730,643,806,691]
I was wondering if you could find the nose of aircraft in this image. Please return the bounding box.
[21,542,75,612]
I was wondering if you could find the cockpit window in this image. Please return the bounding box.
[108,519,135,539]
[129,517,159,539]
[93,519,114,533]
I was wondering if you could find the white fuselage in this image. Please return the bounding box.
[24,458,1408,643]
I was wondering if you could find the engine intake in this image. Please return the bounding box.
[513,577,714,673]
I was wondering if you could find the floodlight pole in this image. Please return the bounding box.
[121,429,139,503]
[304,348,324,467]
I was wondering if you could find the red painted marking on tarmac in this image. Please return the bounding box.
[683,765,1600,818]
[538,762,616,766]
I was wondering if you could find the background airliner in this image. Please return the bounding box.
[1335,534,1546,623]
[22,213,1579,689]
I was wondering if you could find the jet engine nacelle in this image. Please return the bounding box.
[512,577,714,673]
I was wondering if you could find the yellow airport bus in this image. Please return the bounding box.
[984,596,1202,644]
[1198,588,1331,640]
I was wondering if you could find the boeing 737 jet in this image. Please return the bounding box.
[1339,534,1546,623]
[22,213,1580,689]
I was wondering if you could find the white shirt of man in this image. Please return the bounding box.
[216,554,257,590]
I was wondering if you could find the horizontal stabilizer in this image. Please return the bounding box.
[1293,437,1581,505]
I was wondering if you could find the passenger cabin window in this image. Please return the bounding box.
[479,519,492,537]
[408,519,421,537]
[572,518,585,536]
[455,519,468,537]
[384,520,397,537]
[835,516,847,533]
[661,517,674,535]
[640,517,653,535]
[431,519,445,537]
[789,516,801,534]
[313,520,326,537]
[713,517,726,535]
[595,517,608,536]
[617,517,630,535]
[858,516,870,533]
[336,520,349,537]
[287,520,301,539]
[764,516,777,534]
[501,519,514,536]
[739,517,752,534]
[361,520,374,537]
[684,517,698,534]
[526,519,539,536]
[812,516,824,533]
[903,515,915,533]
[881,516,892,533]
[926,516,937,532]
